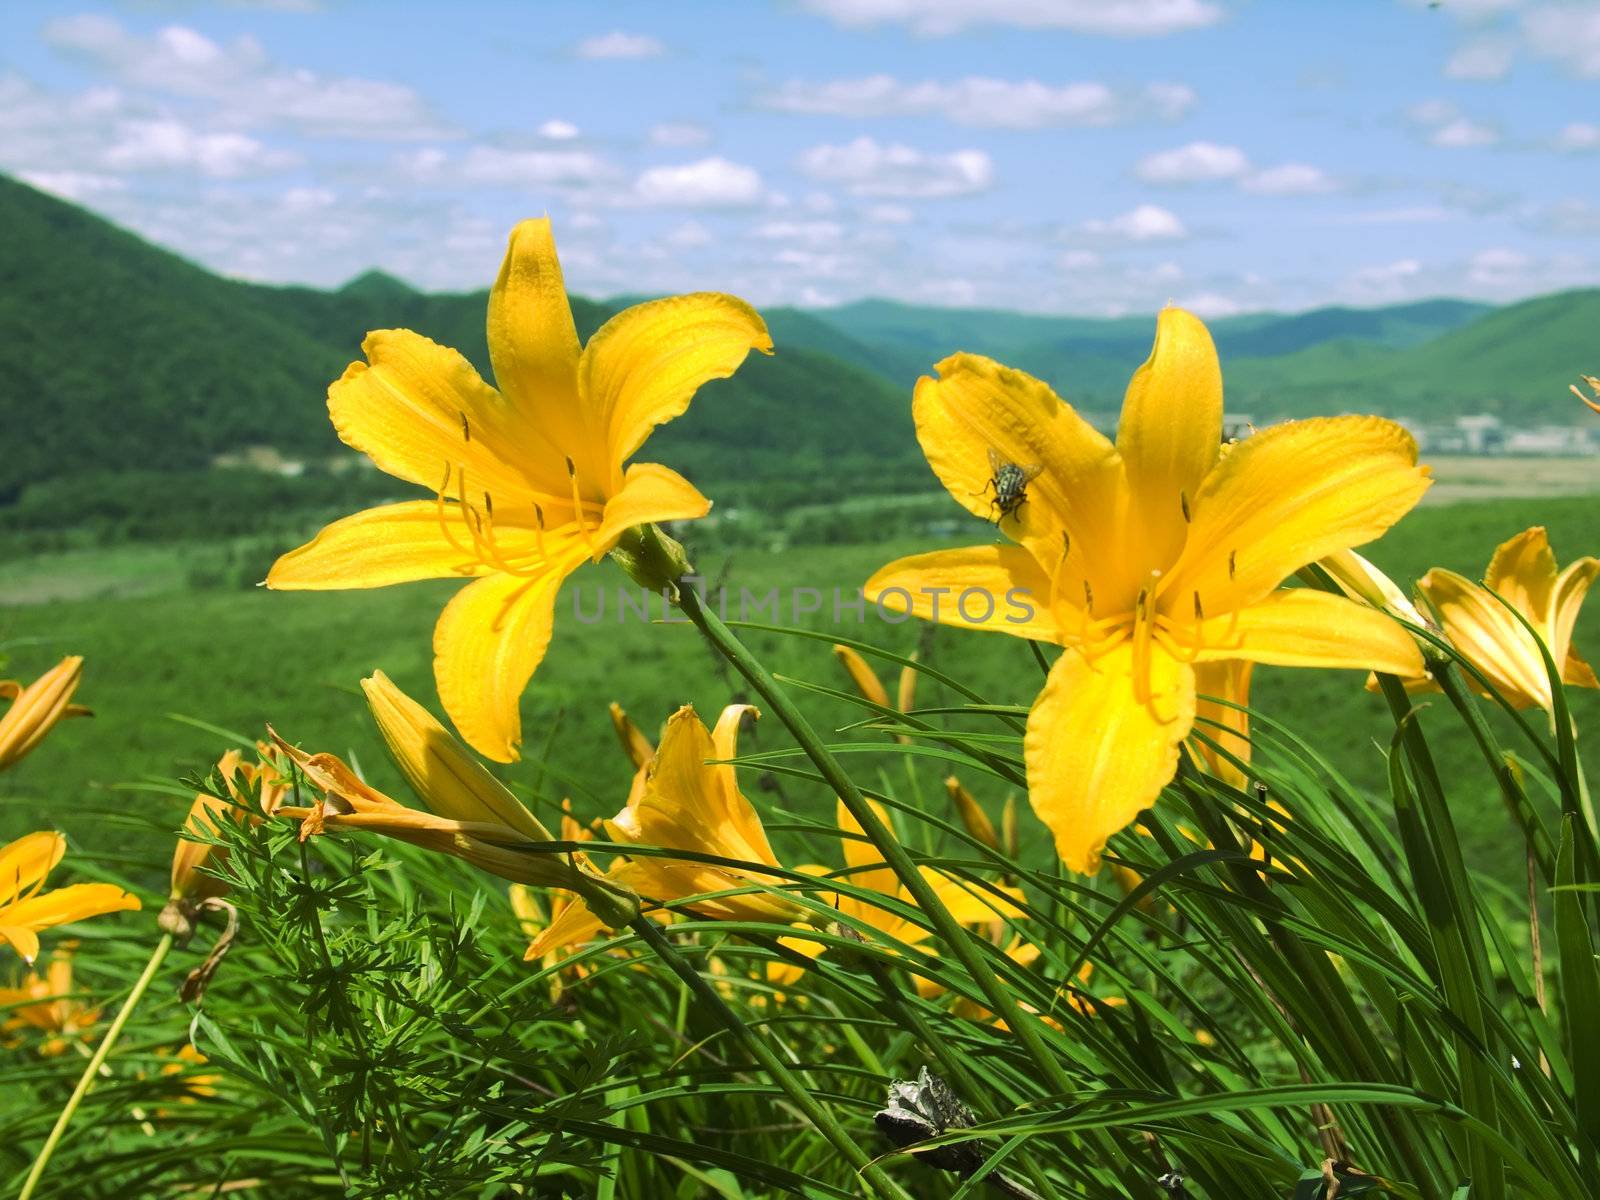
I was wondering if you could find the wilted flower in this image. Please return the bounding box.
[875,1068,987,1178]
[0,832,140,963]
[1573,374,1600,415]
[866,308,1429,871]
[268,218,772,764]
[0,656,90,772]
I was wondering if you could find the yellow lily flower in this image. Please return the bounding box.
[1407,526,1597,713]
[1574,374,1600,415]
[865,308,1430,872]
[0,656,91,771]
[271,672,638,926]
[267,219,772,763]
[167,744,287,910]
[0,832,140,963]
[527,704,810,960]
[0,943,98,1056]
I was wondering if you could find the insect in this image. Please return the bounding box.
[978,449,1043,524]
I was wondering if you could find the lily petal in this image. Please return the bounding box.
[1194,589,1424,676]
[590,462,711,560]
[708,705,772,864]
[638,707,777,868]
[1420,567,1549,707]
[1116,308,1223,575]
[1484,527,1558,627]
[362,671,550,841]
[1550,554,1599,672]
[329,329,562,498]
[1,882,140,956]
[580,292,772,467]
[837,798,900,909]
[1165,415,1430,614]
[912,354,1126,586]
[268,501,485,590]
[0,833,66,908]
[1192,659,1253,789]
[864,545,1063,641]
[1025,642,1196,874]
[485,219,587,463]
[433,547,588,762]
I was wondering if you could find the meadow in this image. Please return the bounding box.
[2,484,1594,896]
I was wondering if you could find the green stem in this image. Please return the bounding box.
[17,932,173,1200]
[628,917,913,1200]
[676,583,1079,1100]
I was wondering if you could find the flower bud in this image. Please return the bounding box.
[0,656,90,771]
[609,523,694,595]
[832,645,891,709]
[944,776,1000,852]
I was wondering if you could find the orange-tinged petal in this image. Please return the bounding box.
[864,545,1062,641]
[833,645,892,709]
[1420,567,1550,707]
[1484,527,1559,625]
[1193,589,1424,676]
[1025,641,1195,874]
[361,671,550,841]
[433,547,588,762]
[1164,415,1430,614]
[267,502,485,590]
[1116,308,1223,576]
[1550,554,1598,673]
[2,883,140,956]
[911,354,1126,589]
[0,833,66,907]
[590,462,711,559]
[485,219,592,477]
[329,328,563,498]
[608,702,655,770]
[1192,659,1252,789]
[579,291,772,466]
[0,658,87,771]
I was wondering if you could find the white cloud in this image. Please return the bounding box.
[394,144,617,188]
[538,119,580,140]
[573,31,666,60]
[1177,291,1241,318]
[865,203,914,224]
[1082,204,1188,241]
[1445,35,1516,79]
[1135,140,1248,183]
[1522,5,1600,77]
[1058,249,1101,271]
[797,137,993,198]
[104,118,298,177]
[633,157,766,207]
[16,169,127,200]
[1350,257,1423,296]
[1467,246,1531,287]
[42,15,448,139]
[1408,100,1499,147]
[1531,198,1600,235]
[664,220,713,248]
[1240,163,1335,195]
[798,0,1222,37]
[1432,117,1499,147]
[759,75,1195,127]
[649,121,711,147]
[752,219,845,245]
[1556,121,1600,151]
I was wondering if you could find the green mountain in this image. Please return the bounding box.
[1,169,1594,524]
[0,174,912,504]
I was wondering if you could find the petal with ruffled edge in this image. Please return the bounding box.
[590,463,711,561]
[267,501,486,590]
[1484,527,1558,626]
[911,354,1127,597]
[485,219,589,467]
[708,704,774,866]
[1551,555,1599,686]
[0,832,65,908]
[864,545,1063,642]
[1025,641,1195,875]
[634,706,777,868]
[329,329,565,500]
[1164,415,1430,615]
[432,546,589,763]
[1193,589,1424,676]
[579,292,772,470]
[1116,308,1223,578]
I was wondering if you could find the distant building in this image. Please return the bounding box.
[1403,413,1596,456]
[211,444,305,475]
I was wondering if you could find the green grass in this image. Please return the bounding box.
[1,494,1596,892]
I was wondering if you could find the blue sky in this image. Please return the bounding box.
[1,0,1596,315]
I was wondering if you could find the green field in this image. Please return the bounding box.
[2,492,1595,894]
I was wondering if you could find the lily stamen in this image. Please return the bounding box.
[566,457,598,558]
[433,465,482,570]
